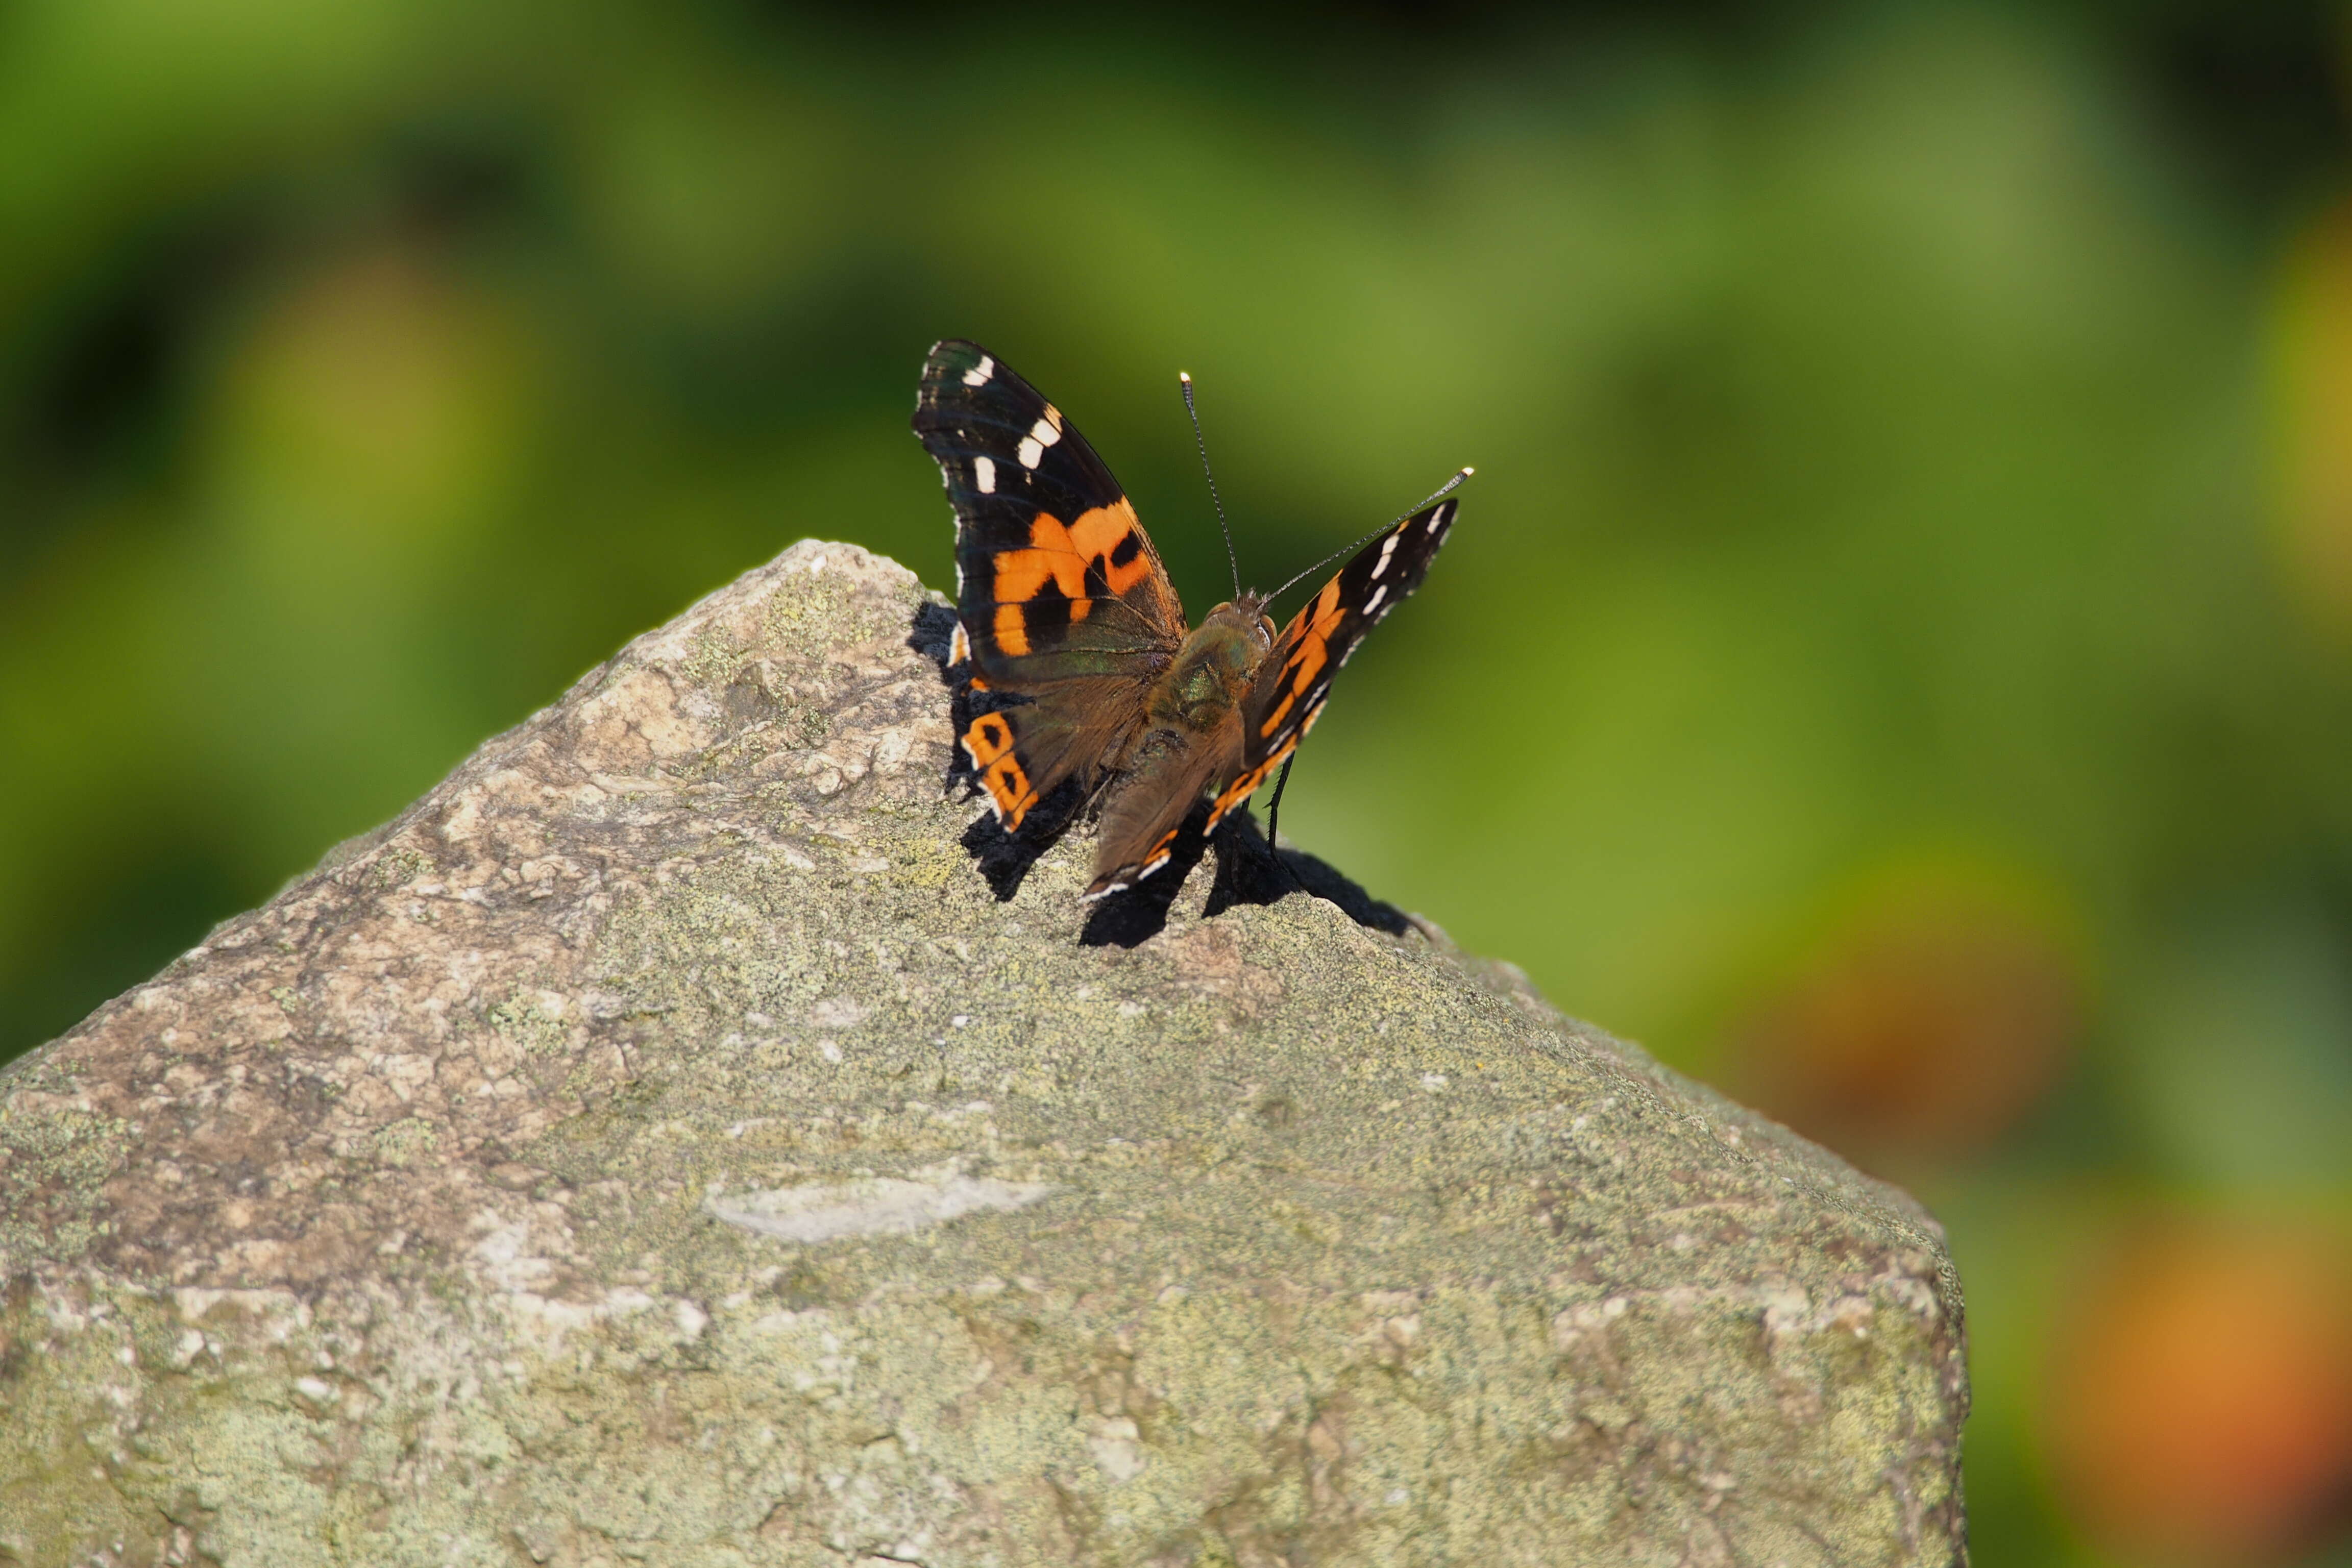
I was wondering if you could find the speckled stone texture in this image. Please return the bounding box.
[0,541,1967,1567]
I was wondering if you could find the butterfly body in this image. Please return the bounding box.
[912,340,1458,901]
[1149,601,1273,730]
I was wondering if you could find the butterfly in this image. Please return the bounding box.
[912,338,1463,901]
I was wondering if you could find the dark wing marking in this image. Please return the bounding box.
[913,340,1187,687]
[1205,496,1460,833]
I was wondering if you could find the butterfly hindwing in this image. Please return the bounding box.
[948,673,1150,834]
[1206,496,1460,832]
[914,340,1187,688]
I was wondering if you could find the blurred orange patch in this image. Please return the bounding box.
[1723,872,2081,1174]
[2043,1221,2352,1565]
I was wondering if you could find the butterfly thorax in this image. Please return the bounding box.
[1147,599,1277,733]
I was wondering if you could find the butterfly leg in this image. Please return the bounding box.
[1262,757,1309,895]
[1264,756,1294,847]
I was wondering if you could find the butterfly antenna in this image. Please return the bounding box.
[1180,371,1243,600]
[1268,465,1475,605]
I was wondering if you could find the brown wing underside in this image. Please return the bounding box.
[1083,723,1243,899]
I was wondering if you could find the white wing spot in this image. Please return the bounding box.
[1017,416,1063,469]
[1371,532,1403,579]
[1362,582,1388,615]
[974,455,996,494]
[1043,403,1063,431]
[962,355,995,387]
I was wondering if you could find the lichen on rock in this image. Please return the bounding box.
[0,541,1967,1566]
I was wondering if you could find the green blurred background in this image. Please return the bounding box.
[7,0,2352,1559]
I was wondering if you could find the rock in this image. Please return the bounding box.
[0,541,1967,1566]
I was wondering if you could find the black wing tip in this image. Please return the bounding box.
[918,338,990,389]
[916,340,1033,422]
[1406,495,1461,542]
[915,340,1002,427]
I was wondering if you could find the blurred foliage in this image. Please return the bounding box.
[5,1,2352,1561]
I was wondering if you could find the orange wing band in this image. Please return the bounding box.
[990,501,1152,643]
[1259,577,1347,738]
[1206,744,1294,834]
[961,710,1040,828]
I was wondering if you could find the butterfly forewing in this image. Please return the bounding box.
[1206,496,1460,832]
[914,340,1186,684]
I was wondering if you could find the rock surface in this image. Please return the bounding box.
[0,541,1967,1567]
